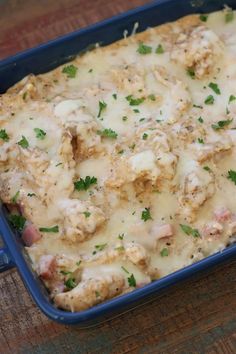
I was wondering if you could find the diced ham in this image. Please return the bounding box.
[22,223,41,246]
[213,207,231,223]
[38,255,56,280]
[202,221,223,238]
[151,223,174,240]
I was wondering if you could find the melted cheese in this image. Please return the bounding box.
[1,9,236,312]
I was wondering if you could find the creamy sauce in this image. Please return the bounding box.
[1,9,236,312]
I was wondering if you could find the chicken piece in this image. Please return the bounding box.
[191,133,233,162]
[125,242,150,268]
[54,99,102,160]
[54,274,125,311]
[171,25,224,79]
[178,169,215,221]
[111,64,146,94]
[150,223,174,241]
[58,199,106,242]
[153,67,191,122]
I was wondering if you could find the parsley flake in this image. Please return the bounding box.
[39,225,59,233]
[27,193,36,197]
[17,136,29,149]
[112,93,117,100]
[141,207,152,222]
[229,95,236,104]
[121,266,129,274]
[76,260,81,267]
[8,214,26,231]
[62,64,78,78]
[208,82,221,95]
[204,95,214,105]
[225,9,234,23]
[118,233,124,240]
[95,243,107,252]
[203,166,212,172]
[155,44,164,54]
[65,278,77,289]
[198,138,204,144]
[97,128,118,139]
[74,176,97,191]
[187,68,195,79]
[97,100,107,118]
[142,133,148,140]
[198,117,204,123]
[199,14,208,22]
[0,129,9,142]
[83,211,91,218]
[128,273,136,287]
[160,248,169,257]
[211,119,233,130]
[148,94,156,101]
[137,42,152,54]
[12,191,20,204]
[227,170,236,185]
[126,95,145,106]
[34,128,46,140]
[180,224,200,238]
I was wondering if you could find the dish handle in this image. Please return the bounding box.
[0,246,15,272]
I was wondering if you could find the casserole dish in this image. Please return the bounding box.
[0,0,236,326]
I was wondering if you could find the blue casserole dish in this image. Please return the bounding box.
[0,0,236,326]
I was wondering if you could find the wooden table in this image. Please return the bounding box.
[0,1,236,353]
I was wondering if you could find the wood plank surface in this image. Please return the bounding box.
[0,1,236,353]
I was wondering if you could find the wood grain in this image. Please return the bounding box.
[0,1,236,353]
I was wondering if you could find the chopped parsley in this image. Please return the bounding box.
[65,278,77,289]
[95,243,107,252]
[118,233,124,240]
[34,128,46,140]
[122,116,128,121]
[198,117,204,123]
[229,94,236,104]
[39,225,59,233]
[227,170,236,185]
[8,214,26,231]
[74,176,97,191]
[141,207,152,222]
[0,129,9,142]
[142,133,148,140]
[148,94,156,101]
[208,82,221,95]
[180,224,200,238]
[95,291,100,298]
[211,119,233,130]
[160,248,169,257]
[133,109,140,113]
[128,273,136,287]
[204,95,214,105]
[198,138,204,144]
[187,68,195,79]
[60,270,72,275]
[12,191,20,204]
[115,246,125,252]
[156,44,164,54]
[27,193,36,197]
[76,260,81,267]
[203,166,212,172]
[126,95,145,106]
[17,136,29,149]
[137,42,152,54]
[62,64,78,78]
[97,100,107,118]
[225,9,234,23]
[121,266,129,274]
[97,128,118,139]
[88,68,93,73]
[83,211,91,218]
[193,104,203,109]
[112,93,117,100]
[22,92,27,100]
[199,14,208,22]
